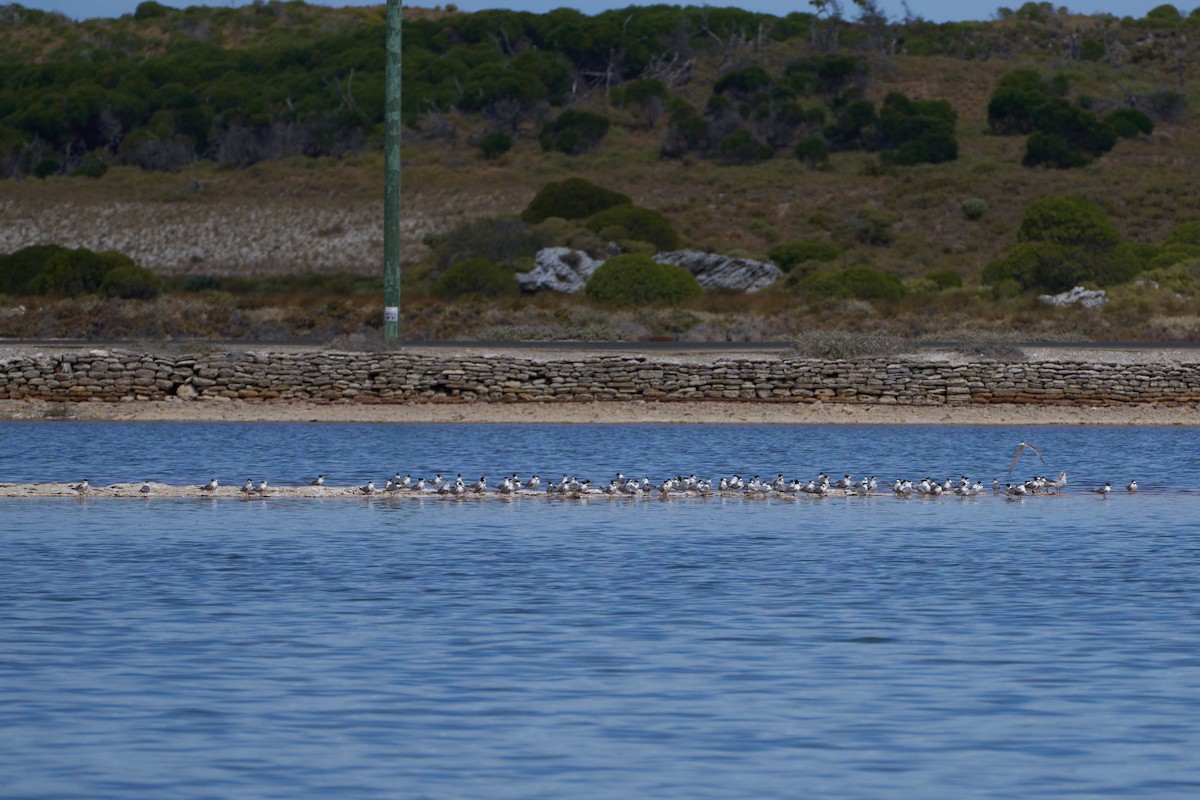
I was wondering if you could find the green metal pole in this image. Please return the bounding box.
[383,0,402,342]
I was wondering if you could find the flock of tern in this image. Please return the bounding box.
[53,444,1135,500]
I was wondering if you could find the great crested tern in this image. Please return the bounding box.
[1008,442,1046,474]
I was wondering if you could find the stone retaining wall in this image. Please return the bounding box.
[2,350,1200,406]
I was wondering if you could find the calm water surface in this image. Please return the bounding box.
[2,423,1199,799]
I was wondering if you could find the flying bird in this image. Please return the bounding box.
[1008,442,1046,474]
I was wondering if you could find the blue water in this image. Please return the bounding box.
[2,423,1200,799]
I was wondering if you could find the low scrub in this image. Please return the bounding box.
[769,239,840,272]
[538,110,611,155]
[790,330,906,360]
[799,265,906,301]
[585,205,680,252]
[435,258,520,299]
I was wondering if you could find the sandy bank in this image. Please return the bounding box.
[1,398,1197,426]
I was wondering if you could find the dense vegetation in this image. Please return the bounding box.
[0,0,1189,178]
[4,1,1200,341]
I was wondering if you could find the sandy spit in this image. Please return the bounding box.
[1,398,1198,426]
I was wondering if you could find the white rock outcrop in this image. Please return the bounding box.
[516,248,602,293]
[653,251,783,293]
[1038,286,1107,308]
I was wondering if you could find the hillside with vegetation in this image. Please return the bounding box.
[2,0,1200,342]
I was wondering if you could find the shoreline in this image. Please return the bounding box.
[1,398,1197,426]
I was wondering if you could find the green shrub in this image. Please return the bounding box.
[181,275,222,292]
[585,205,679,251]
[1149,243,1200,269]
[794,135,829,168]
[0,244,68,294]
[1124,242,1160,267]
[1166,221,1200,246]
[72,151,109,179]
[34,157,59,179]
[1023,131,1089,169]
[134,1,170,20]
[435,258,519,299]
[1080,39,1105,61]
[849,207,896,246]
[825,100,876,150]
[30,249,136,296]
[717,130,774,164]
[876,92,958,165]
[926,269,963,289]
[799,266,906,300]
[1145,3,1183,25]
[613,79,668,127]
[961,198,986,220]
[584,254,701,306]
[1105,108,1154,138]
[713,65,773,97]
[769,240,839,271]
[1018,195,1120,250]
[99,264,162,299]
[982,241,1141,292]
[521,178,631,224]
[479,132,512,159]
[538,110,610,155]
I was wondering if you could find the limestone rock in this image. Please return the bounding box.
[1038,286,1107,308]
[653,250,783,293]
[516,248,603,293]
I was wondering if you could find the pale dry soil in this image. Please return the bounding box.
[1,398,1197,427]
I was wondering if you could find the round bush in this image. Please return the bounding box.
[435,258,519,299]
[926,269,963,289]
[1166,221,1200,247]
[31,249,135,296]
[134,1,170,19]
[961,198,986,220]
[800,266,905,301]
[1105,108,1153,139]
[100,264,163,299]
[982,241,1141,292]
[585,205,679,252]
[182,274,223,292]
[521,178,631,224]
[1018,195,1120,250]
[1148,244,1200,269]
[794,136,829,168]
[1022,131,1089,169]
[72,152,110,179]
[33,157,59,179]
[585,254,701,306]
[717,130,773,164]
[538,110,610,155]
[0,244,68,294]
[479,132,512,159]
[769,240,839,272]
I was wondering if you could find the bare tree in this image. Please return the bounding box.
[329,69,359,113]
[640,51,694,89]
[480,98,527,136]
[810,0,845,52]
[578,47,625,97]
[853,0,897,66]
